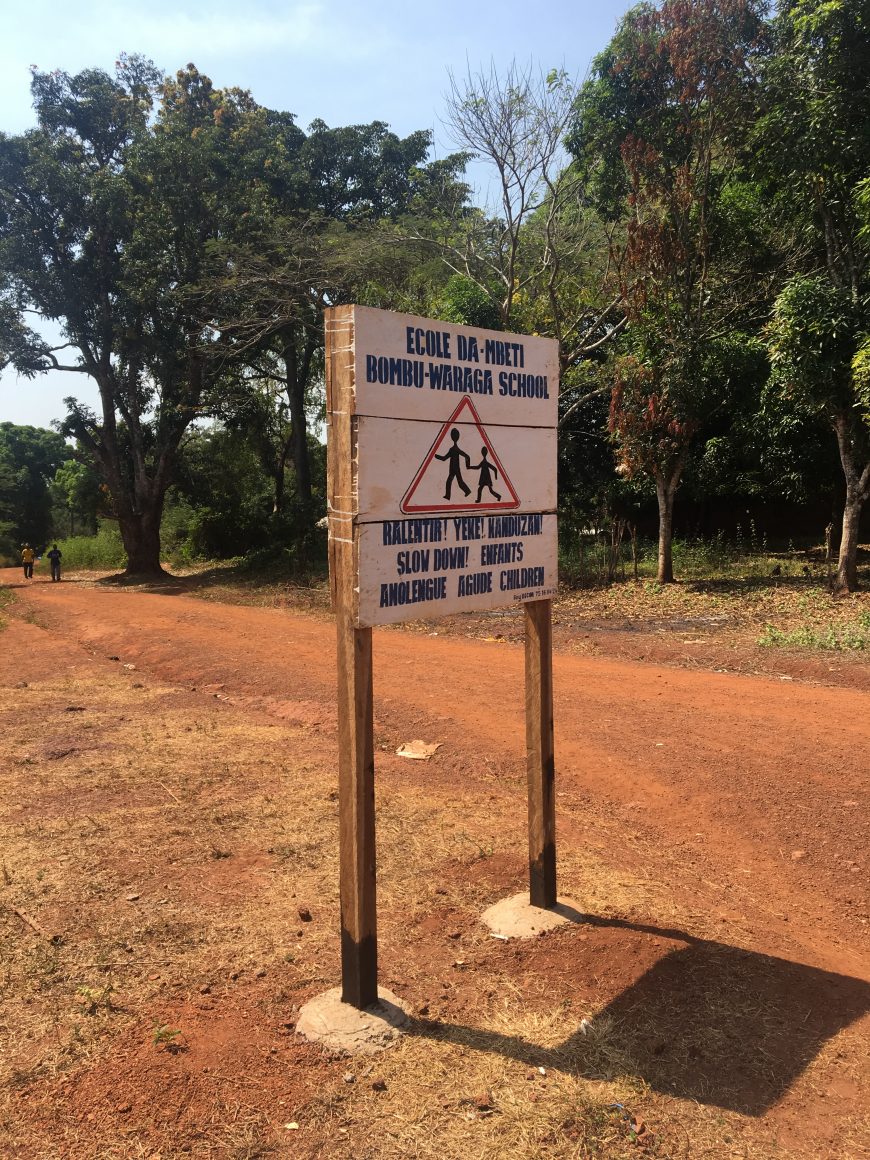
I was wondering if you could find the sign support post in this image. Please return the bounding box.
[335,616,378,1008]
[525,598,556,908]
[326,306,378,1010]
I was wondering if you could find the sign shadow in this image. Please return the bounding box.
[406,917,870,1115]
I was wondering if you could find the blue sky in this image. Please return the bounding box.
[1,0,635,430]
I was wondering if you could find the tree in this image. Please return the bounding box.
[198,119,470,541]
[0,60,283,574]
[755,0,870,590]
[767,277,869,587]
[2,59,156,571]
[0,422,70,547]
[569,0,768,581]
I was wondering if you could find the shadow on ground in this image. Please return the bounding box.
[408,916,870,1115]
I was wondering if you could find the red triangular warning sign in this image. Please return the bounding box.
[400,398,520,514]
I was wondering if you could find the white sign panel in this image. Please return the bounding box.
[352,306,558,428]
[356,413,557,523]
[358,513,558,626]
[328,305,559,628]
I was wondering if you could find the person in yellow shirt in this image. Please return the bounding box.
[21,544,35,579]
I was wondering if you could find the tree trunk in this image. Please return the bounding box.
[832,413,870,593]
[273,438,292,515]
[654,474,677,583]
[118,505,167,576]
[283,331,312,510]
[836,489,865,592]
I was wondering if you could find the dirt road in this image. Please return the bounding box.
[6,569,867,971]
[2,568,869,1157]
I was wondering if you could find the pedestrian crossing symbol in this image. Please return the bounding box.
[400,398,520,514]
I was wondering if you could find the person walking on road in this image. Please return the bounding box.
[47,544,62,582]
[21,544,35,579]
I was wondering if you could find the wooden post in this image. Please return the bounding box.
[326,306,378,1009]
[336,616,377,1008]
[525,598,556,908]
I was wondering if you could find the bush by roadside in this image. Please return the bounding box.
[54,525,127,571]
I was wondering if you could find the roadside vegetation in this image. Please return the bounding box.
[1,0,868,591]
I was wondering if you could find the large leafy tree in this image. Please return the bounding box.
[0,59,461,572]
[757,0,870,591]
[0,59,260,573]
[568,0,769,582]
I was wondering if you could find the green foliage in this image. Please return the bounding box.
[760,611,870,651]
[168,427,276,561]
[756,1,870,589]
[754,0,870,240]
[50,459,102,538]
[570,0,767,218]
[0,423,71,550]
[568,1,772,582]
[435,275,503,330]
[54,525,127,570]
[768,275,862,412]
[851,334,870,420]
[152,1022,182,1047]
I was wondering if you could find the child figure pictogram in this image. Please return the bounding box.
[470,447,501,503]
[434,428,471,500]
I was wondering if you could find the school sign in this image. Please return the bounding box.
[325,305,559,1012]
[327,305,558,626]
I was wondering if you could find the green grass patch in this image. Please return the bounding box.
[54,525,127,571]
[759,610,870,651]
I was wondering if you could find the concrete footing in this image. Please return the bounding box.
[481,892,585,939]
[296,986,411,1056]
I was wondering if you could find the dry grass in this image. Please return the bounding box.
[0,585,12,628]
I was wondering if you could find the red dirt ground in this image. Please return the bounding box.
[2,567,869,1158]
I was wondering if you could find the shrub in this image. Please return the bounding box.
[54,525,127,570]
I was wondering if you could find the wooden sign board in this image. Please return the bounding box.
[325,304,559,1011]
[327,305,559,627]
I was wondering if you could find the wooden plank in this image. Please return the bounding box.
[350,304,559,427]
[325,305,357,619]
[355,416,557,521]
[325,305,379,1009]
[525,598,556,908]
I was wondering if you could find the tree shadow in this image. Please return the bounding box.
[406,916,870,1115]
[85,560,329,600]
